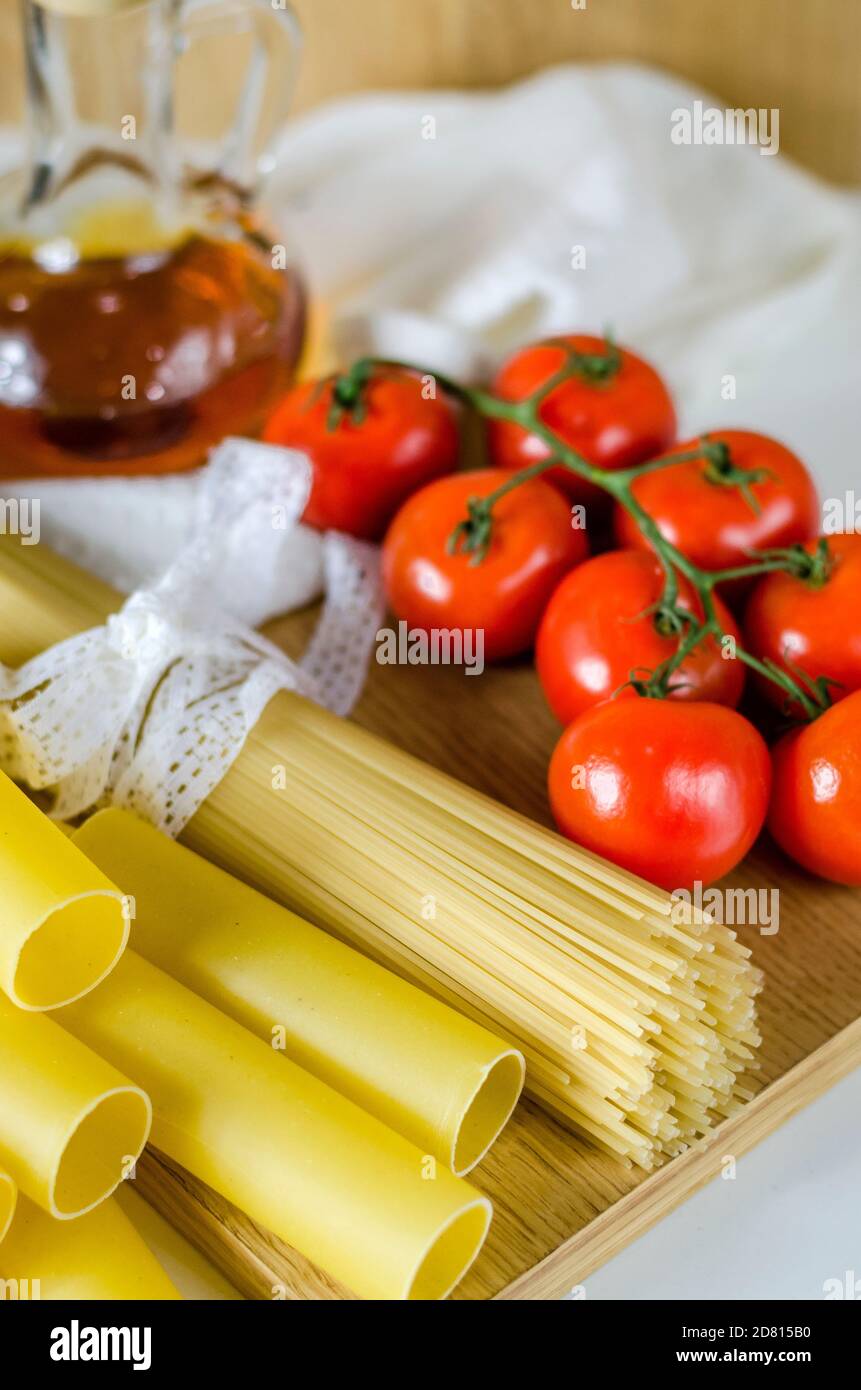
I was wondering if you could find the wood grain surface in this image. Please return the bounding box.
[0,0,859,184]
[0,537,859,1300]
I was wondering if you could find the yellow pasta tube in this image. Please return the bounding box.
[0,1168,15,1245]
[0,770,128,1010]
[0,994,151,1219]
[58,949,491,1300]
[73,808,524,1174]
[0,1193,180,1300]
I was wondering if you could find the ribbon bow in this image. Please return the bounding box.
[0,440,384,833]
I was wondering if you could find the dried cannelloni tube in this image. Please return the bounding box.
[73,808,523,1175]
[0,1193,180,1300]
[0,993,151,1219]
[0,770,128,1010]
[58,949,492,1300]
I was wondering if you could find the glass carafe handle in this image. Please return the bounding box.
[177,0,302,195]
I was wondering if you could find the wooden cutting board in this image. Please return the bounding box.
[127,607,861,1300]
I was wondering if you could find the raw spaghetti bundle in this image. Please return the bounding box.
[0,538,762,1170]
[189,698,762,1170]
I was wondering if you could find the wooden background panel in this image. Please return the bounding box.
[288,0,861,186]
[0,0,859,184]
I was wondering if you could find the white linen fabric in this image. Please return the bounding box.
[276,63,861,500]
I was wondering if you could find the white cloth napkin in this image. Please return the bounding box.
[5,61,861,592]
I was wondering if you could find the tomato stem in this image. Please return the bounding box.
[447,458,561,564]
[327,359,376,429]
[700,439,773,515]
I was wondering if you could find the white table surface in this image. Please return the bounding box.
[576,1066,861,1302]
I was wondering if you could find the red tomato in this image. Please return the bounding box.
[487,334,676,506]
[263,369,459,540]
[768,691,861,884]
[536,549,745,723]
[382,469,588,663]
[614,429,819,575]
[548,700,771,890]
[744,534,861,710]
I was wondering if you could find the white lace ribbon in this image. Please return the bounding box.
[0,439,384,833]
